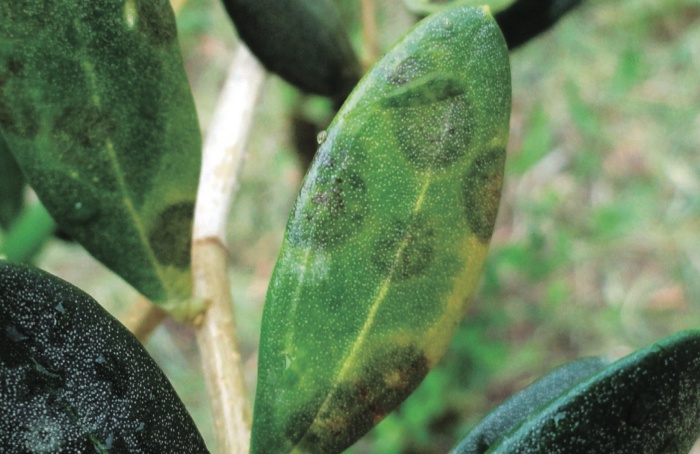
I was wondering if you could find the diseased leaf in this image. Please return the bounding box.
[490,331,700,454]
[252,6,511,453]
[0,261,209,452]
[0,133,25,230]
[452,357,611,454]
[221,0,361,100]
[0,0,202,317]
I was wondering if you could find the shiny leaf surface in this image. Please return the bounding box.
[0,261,209,453]
[490,331,700,453]
[452,357,610,454]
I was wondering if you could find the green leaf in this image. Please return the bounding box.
[0,1,202,317]
[252,6,511,453]
[0,132,25,230]
[489,331,700,453]
[452,357,611,454]
[0,261,209,452]
[221,0,361,100]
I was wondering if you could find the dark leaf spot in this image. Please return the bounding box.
[371,214,436,281]
[462,148,506,242]
[0,96,39,139]
[148,201,194,268]
[53,104,115,149]
[395,95,475,170]
[382,75,465,108]
[137,1,177,47]
[288,150,368,249]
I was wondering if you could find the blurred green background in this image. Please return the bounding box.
[4,0,700,452]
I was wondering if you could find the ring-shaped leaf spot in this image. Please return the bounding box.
[0,1,202,318]
[287,147,369,249]
[0,261,209,453]
[252,6,511,453]
[489,331,700,454]
[462,148,507,242]
[452,357,611,454]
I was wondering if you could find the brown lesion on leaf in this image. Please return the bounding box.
[461,147,506,242]
[298,345,430,453]
[147,201,195,269]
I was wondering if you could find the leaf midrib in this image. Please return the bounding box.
[291,172,434,451]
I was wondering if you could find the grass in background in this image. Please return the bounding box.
[25,0,700,452]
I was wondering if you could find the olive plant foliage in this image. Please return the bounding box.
[1,0,700,453]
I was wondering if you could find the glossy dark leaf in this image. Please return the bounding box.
[222,0,361,100]
[452,357,610,454]
[494,0,586,49]
[490,331,700,453]
[0,0,202,317]
[0,261,209,453]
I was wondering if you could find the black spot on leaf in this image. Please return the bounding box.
[53,104,115,149]
[6,57,24,76]
[148,202,194,269]
[462,148,506,242]
[371,214,436,280]
[394,95,475,170]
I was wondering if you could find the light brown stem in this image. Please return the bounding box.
[193,239,251,453]
[192,44,266,454]
[361,0,381,70]
[122,296,168,343]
